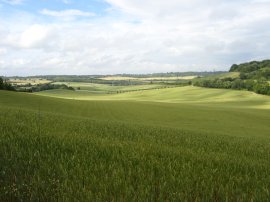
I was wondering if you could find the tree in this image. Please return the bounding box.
[253,82,269,95]
[0,77,3,89]
[239,72,247,80]
[231,79,245,90]
[245,80,255,91]
[230,64,238,72]
[0,77,15,91]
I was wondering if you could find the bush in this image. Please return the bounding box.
[193,78,270,96]
[31,84,75,92]
[0,77,16,91]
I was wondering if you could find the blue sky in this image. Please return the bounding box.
[1,0,109,12]
[1,0,270,76]
[0,0,110,20]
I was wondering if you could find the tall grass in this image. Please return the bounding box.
[1,89,270,201]
[1,106,270,201]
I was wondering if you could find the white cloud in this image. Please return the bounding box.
[40,9,95,18]
[1,0,270,76]
[1,24,52,49]
[20,24,52,48]
[0,48,7,55]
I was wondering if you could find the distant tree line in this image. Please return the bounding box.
[193,78,270,95]
[239,68,270,80]
[193,60,270,96]
[0,77,16,91]
[25,72,225,83]
[230,60,270,73]
[42,76,146,86]
[105,71,226,78]
[17,83,74,92]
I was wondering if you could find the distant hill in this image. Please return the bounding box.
[230,60,270,80]
[194,59,270,95]
[230,59,270,72]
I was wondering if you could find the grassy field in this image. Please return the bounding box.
[52,82,165,93]
[36,86,270,108]
[199,72,240,80]
[98,73,236,81]
[99,76,197,81]
[9,78,51,86]
[1,86,270,201]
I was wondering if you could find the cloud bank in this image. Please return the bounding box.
[0,0,270,76]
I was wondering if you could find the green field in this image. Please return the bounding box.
[1,86,270,201]
[99,75,197,81]
[36,86,270,108]
[52,82,166,93]
[9,78,52,86]
[202,72,240,79]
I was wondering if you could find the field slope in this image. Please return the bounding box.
[36,86,270,108]
[1,87,270,201]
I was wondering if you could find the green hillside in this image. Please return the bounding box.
[230,60,270,83]
[194,60,270,96]
[35,86,270,108]
[1,87,270,201]
[52,82,165,93]
[230,59,270,74]
[197,72,240,80]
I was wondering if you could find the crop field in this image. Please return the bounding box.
[52,82,165,93]
[36,86,270,107]
[1,86,270,201]
[200,72,240,80]
[9,78,52,86]
[99,76,197,81]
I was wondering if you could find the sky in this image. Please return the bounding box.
[0,0,270,76]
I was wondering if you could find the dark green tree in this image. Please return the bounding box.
[0,77,3,89]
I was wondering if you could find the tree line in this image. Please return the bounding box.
[193,60,270,96]
[0,77,74,92]
[0,77,16,91]
[193,78,270,95]
[230,60,270,73]
[17,83,74,92]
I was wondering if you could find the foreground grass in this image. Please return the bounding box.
[1,89,270,201]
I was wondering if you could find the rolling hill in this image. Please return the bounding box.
[1,86,270,201]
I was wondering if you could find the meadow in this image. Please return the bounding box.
[99,76,197,81]
[9,78,51,86]
[52,82,166,93]
[202,72,240,79]
[1,85,270,201]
